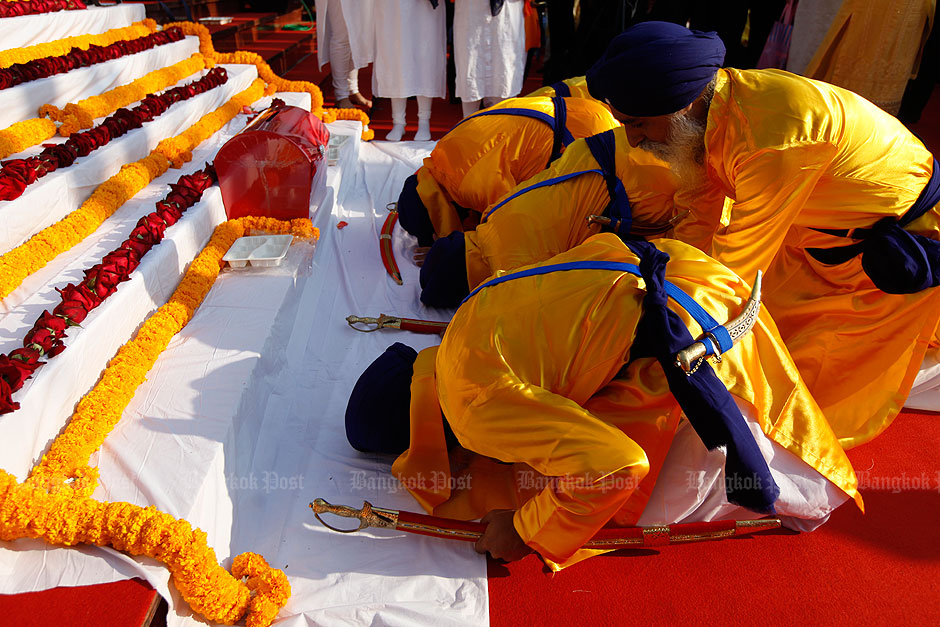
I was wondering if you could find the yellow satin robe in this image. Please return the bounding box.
[393,234,860,569]
[416,95,620,238]
[527,75,595,101]
[464,125,679,288]
[674,68,940,448]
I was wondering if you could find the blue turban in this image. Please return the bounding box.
[586,21,726,117]
[345,343,417,455]
[419,231,469,308]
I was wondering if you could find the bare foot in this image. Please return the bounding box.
[349,92,373,109]
[335,97,354,109]
[414,246,431,266]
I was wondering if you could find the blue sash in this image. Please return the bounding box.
[481,129,634,235]
[460,243,778,513]
[452,97,575,165]
[550,80,572,98]
[807,157,940,294]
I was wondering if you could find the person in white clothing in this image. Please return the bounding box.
[316,0,375,109]
[372,0,448,141]
[454,0,527,118]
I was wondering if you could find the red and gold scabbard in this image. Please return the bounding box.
[380,205,403,285]
[346,314,449,335]
[310,498,781,548]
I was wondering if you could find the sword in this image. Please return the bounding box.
[587,210,689,236]
[675,270,762,375]
[381,203,403,285]
[310,498,781,548]
[346,313,449,334]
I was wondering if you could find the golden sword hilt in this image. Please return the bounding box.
[346,314,402,332]
[675,270,763,374]
[310,498,398,532]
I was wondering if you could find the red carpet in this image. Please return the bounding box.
[0,578,160,627]
[487,409,940,625]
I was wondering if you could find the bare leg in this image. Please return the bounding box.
[461,99,481,118]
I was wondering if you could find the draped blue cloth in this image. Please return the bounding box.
[420,231,470,307]
[807,158,940,294]
[586,21,725,117]
[396,173,436,247]
[623,240,779,513]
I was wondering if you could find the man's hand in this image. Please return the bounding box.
[474,509,533,562]
[414,246,431,266]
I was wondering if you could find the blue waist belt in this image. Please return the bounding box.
[460,243,778,513]
[807,157,940,294]
[481,128,634,237]
[450,96,574,166]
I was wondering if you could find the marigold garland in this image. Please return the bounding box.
[41,53,210,137]
[0,118,56,160]
[0,471,291,626]
[0,19,156,69]
[0,79,267,301]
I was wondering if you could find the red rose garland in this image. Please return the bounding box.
[0,0,87,18]
[0,164,216,414]
[0,66,227,201]
[0,27,183,91]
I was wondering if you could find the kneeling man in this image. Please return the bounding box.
[347,235,860,568]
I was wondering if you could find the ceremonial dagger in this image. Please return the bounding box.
[310,498,781,548]
[587,210,690,236]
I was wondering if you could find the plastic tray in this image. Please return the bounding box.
[222,234,293,268]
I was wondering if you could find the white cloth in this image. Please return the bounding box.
[315,0,375,71]
[371,0,447,99]
[0,4,145,54]
[785,0,843,75]
[453,0,526,102]
[323,0,367,99]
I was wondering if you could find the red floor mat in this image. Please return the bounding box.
[487,409,940,625]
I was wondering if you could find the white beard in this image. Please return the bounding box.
[638,112,707,191]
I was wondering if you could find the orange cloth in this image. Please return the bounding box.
[673,67,940,448]
[393,235,859,568]
[416,95,620,238]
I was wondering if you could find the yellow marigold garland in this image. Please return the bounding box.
[40,53,210,137]
[0,118,56,160]
[154,77,265,168]
[0,19,157,69]
[4,217,315,625]
[0,80,268,301]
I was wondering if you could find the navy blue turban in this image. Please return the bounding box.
[345,343,417,455]
[586,21,726,117]
[419,231,470,308]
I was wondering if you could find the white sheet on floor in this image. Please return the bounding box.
[0,4,145,54]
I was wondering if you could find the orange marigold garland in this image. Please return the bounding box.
[0,470,291,626]
[0,19,156,69]
[0,80,268,301]
[0,118,56,160]
[40,53,210,137]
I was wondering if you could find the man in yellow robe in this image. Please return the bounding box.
[418,125,680,306]
[346,235,860,568]
[396,95,619,246]
[586,21,940,448]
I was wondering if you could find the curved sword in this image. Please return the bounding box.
[675,270,763,374]
[346,313,449,334]
[381,202,403,285]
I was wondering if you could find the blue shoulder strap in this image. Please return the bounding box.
[461,259,733,356]
[550,80,572,98]
[584,130,633,236]
[450,104,576,162]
